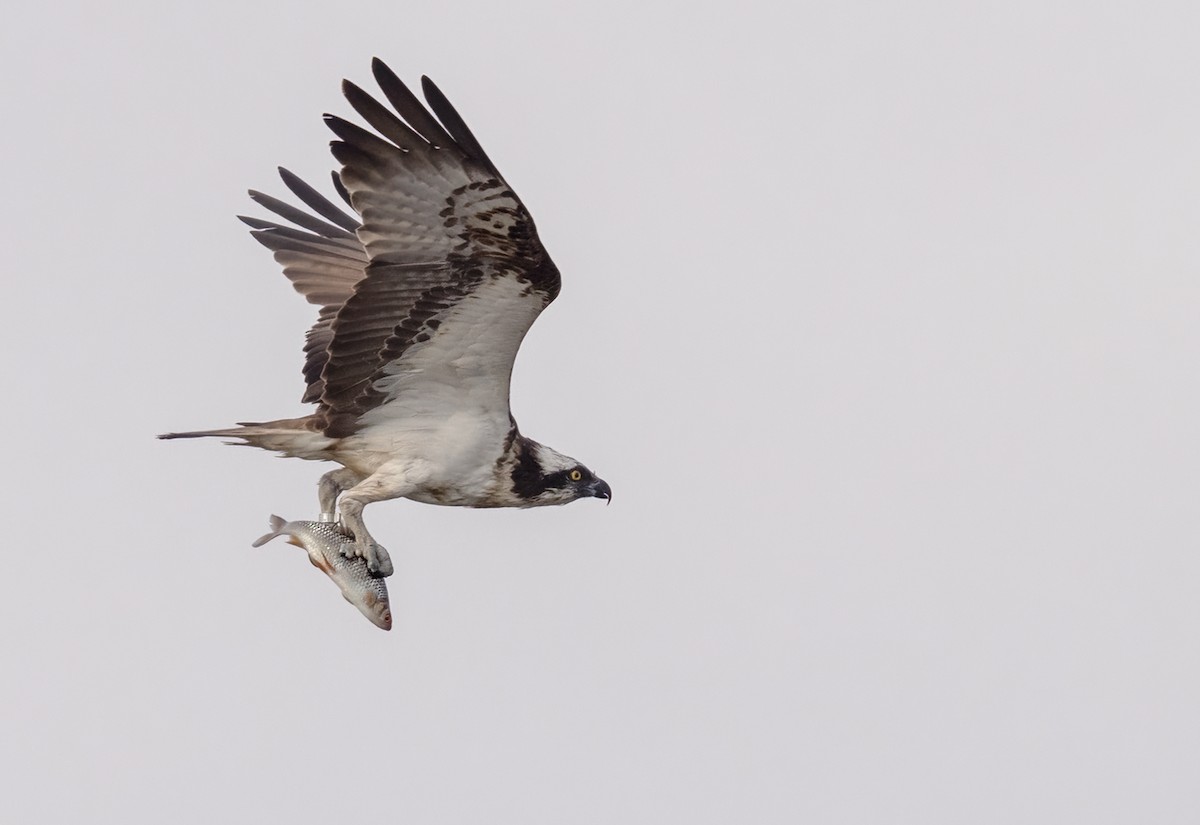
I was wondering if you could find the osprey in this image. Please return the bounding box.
[161,59,610,576]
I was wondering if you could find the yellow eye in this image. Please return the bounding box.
[569,469,583,482]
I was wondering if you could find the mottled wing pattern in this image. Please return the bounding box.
[318,59,560,437]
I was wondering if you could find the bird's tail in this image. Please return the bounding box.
[157,417,334,459]
[157,424,258,440]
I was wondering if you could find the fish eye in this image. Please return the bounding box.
[568,469,582,482]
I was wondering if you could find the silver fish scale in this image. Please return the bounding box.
[293,520,389,594]
[296,520,354,549]
[295,522,379,573]
[254,517,392,629]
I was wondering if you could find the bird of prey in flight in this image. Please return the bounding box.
[161,58,611,576]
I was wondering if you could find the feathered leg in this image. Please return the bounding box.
[336,461,429,577]
[318,467,365,518]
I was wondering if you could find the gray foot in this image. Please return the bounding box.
[341,539,394,577]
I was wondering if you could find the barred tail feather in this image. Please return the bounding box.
[157,417,334,459]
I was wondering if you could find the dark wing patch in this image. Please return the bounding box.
[320,267,487,436]
[312,60,559,436]
[302,305,339,403]
[318,261,457,435]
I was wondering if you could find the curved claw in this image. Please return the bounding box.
[341,539,393,577]
[366,542,394,577]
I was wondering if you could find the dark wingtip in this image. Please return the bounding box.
[373,57,401,87]
[274,168,297,188]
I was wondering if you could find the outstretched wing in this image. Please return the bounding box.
[241,168,367,404]
[246,58,560,438]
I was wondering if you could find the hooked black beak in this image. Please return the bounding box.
[587,479,612,504]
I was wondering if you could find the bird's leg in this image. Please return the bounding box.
[338,497,393,577]
[336,463,426,577]
[317,467,364,521]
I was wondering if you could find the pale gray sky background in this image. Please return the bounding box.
[3,1,1198,822]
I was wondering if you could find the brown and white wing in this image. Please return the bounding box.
[315,59,561,437]
[241,168,367,403]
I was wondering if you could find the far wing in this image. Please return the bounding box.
[241,168,367,403]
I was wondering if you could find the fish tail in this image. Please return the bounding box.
[251,515,288,547]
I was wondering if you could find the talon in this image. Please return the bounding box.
[366,542,394,577]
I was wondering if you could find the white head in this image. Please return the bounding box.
[509,437,611,506]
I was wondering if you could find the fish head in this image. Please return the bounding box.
[357,588,393,631]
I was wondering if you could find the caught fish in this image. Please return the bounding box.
[252,515,392,630]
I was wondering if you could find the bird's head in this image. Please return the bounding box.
[511,438,611,506]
